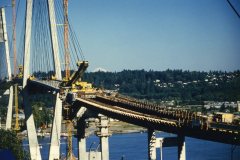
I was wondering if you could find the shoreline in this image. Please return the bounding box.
[18,121,147,139]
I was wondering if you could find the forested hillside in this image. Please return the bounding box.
[83,70,240,103]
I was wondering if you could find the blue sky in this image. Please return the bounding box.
[68,0,240,72]
[1,0,240,72]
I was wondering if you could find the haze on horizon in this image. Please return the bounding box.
[1,0,240,73]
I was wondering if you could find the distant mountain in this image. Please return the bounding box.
[92,67,108,72]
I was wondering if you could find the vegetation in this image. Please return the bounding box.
[0,129,29,159]
[0,81,12,121]
[83,69,240,104]
[0,81,12,95]
[32,102,52,128]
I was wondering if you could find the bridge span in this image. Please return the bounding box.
[75,95,240,146]
[1,0,239,159]
[24,78,240,160]
[27,78,240,146]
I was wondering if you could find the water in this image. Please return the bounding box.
[23,132,240,160]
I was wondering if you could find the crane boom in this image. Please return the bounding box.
[61,61,89,87]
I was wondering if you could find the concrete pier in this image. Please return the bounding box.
[97,114,110,160]
[148,129,156,160]
[178,134,186,160]
[77,117,87,160]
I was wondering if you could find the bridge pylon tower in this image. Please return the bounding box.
[22,0,42,159]
[47,0,63,158]
[1,7,15,131]
[0,7,12,81]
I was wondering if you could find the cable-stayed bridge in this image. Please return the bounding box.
[0,1,239,160]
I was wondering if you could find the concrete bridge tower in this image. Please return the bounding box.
[22,0,42,159]
[1,8,13,130]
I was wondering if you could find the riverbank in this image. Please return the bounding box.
[85,120,147,136]
[18,120,147,138]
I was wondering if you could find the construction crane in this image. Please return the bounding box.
[61,0,96,158]
[12,0,20,131]
[14,84,20,131]
[63,0,76,159]
[66,120,76,160]
[12,0,17,77]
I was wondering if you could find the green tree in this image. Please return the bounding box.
[32,102,52,128]
[0,129,30,159]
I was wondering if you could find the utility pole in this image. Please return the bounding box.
[12,0,17,77]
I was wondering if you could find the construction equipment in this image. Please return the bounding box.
[51,75,57,80]
[14,84,20,131]
[17,65,23,79]
[61,61,96,99]
[29,75,35,80]
[12,0,17,77]
[61,61,89,87]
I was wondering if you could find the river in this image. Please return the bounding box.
[23,132,240,160]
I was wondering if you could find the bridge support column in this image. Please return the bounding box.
[22,0,41,159]
[23,90,42,160]
[6,86,13,130]
[49,93,62,160]
[97,114,110,160]
[0,8,12,81]
[47,0,62,80]
[77,117,87,160]
[148,129,156,160]
[177,134,186,160]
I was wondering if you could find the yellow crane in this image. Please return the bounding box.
[14,84,20,131]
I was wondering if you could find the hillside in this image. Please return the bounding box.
[83,70,240,104]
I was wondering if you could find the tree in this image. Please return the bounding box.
[0,129,30,159]
[32,102,52,128]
